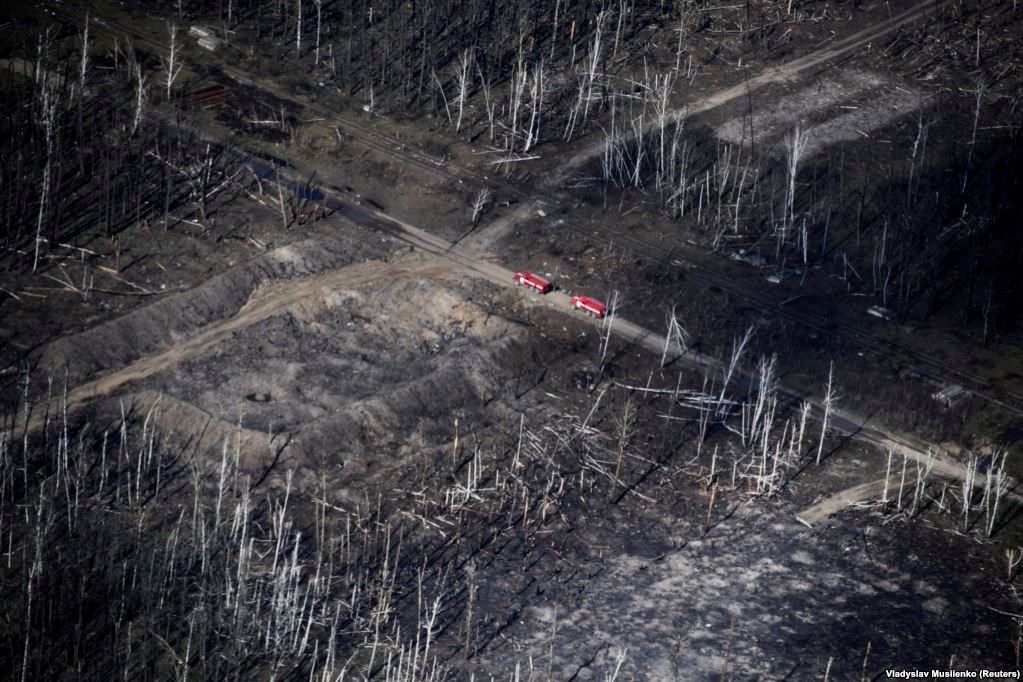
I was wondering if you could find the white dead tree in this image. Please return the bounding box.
[295,0,302,57]
[650,73,676,193]
[475,57,496,141]
[470,188,491,224]
[717,325,754,412]
[985,449,1009,537]
[79,13,90,93]
[452,49,472,133]
[128,47,147,136]
[796,401,811,458]
[961,81,984,194]
[549,0,562,60]
[816,361,835,465]
[584,12,608,122]
[598,290,621,371]
[962,453,978,530]
[660,306,689,367]
[33,75,58,272]
[783,124,807,239]
[162,23,183,100]
[507,54,528,151]
[673,3,692,72]
[313,0,323,66]
[523,58,546,152]
[432,68,453,126]
[563,75,587,141]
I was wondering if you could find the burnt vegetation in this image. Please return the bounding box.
[1,0,1023,678]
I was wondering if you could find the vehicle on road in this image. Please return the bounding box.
[514,271,553,294]
[571,295,607,319]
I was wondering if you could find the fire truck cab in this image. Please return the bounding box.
[571,295,607,319]
[514,271,553,294]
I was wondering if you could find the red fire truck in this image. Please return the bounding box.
[571,295,607,318]
[514,271,553,294]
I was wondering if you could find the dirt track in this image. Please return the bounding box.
[550,0,956,184]
[22,257,452,430]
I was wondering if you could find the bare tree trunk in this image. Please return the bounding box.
[453,49,471,133]
[33,77,57,272]
[523,59,545,152]
[816,362,834,465]
[783,124,807,249]
[126,45,146,136]
[162,24,183,100]
[296,0,302,58]
[961,82,984,194]
[79,14,90,94]
[470,188,490,224]
[313,0,322,67]
[611,398,634,498]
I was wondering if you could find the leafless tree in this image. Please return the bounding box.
[432,68,452,126]
[660,306,688,367]
[79,14,90,94]
[33,76,58,272]
[598,290,621,371]
[816,362,835,465]
[783,123,807,239]
[611,398,634,497]
[962,81,984,194]
[125,45,146,136]
[162,23,183,100]
[452,49,472,133]
[475,56,496,141]
[523,59,546,152]
[718,325,754,412]
[313,0,323,66]
[584,11,609,122]
[470,188,491,224]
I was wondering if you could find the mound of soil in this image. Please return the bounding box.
[35,232,398,385]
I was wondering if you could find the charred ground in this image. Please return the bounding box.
[1,0,1022,679]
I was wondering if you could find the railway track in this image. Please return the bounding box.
[42,0,1023,419]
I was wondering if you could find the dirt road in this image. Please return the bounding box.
[295,181,998,514]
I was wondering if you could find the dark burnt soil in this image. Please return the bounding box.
[1,221,398,411]
[467,497,1015,678]
[147,275,525,476]
[2,1,1021,679]
[4,235,1020,678]
[483,191,983,448]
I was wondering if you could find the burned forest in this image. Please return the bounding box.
[2,0,1023,679]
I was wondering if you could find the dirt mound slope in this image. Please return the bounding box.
[35,232,398,385]
[141,274,523,478]
[99,390,291,473]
